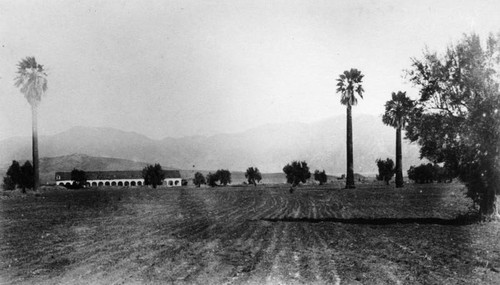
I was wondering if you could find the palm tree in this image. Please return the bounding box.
[382,91,414,188]
[14,57,48,191]
[336,68,364,189]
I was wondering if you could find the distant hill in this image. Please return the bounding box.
[0,114,425,176]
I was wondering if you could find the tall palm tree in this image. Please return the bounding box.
[336,68,364,189]
[14,57,48,191]
[382,91,414,188]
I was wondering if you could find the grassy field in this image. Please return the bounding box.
[1,183,499,284]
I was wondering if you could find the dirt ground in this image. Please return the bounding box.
[1,183,499,284]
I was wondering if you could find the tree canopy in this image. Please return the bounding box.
[142,164,165,189]
[14,57,48,107]
[71,168,87,189]
[216,169,232,186]
[193,172,206,187]
[245,167,262,186]
[313,170,327,185]
[283,161,311,186]
[376,158,395,185]
[406,33,500,219]
[336,68,364,107]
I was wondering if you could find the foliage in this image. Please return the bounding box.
[215,169,232,186]
[71,168,87,189]
[19,161,34,191]
[433,164,456,183]
[336,68,365,106]
[376,158,395,185]
[313,170,327,185]
[336,68,364,189]
[5,160,22,190]
[2,176,16,190]
[193,172,206,187]
[245,167,262,186]
[14,57,48,106]
[408,164,435,184]
[408,163,457,184]
[382,91,415,128]
[142,164,165,189]
[206,172,218,187]
[3,160,35,191]
[283,161,311,186]
[405,33,500,218]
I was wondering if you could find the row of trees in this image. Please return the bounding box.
[375,158,456,185]
[193,169,232,187]
[193,163,328,187]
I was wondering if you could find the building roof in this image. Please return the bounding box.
[55,170,181,181]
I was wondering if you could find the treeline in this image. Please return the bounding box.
[375,158,456,185]
[193,162,328,188]
[407,164,455,184]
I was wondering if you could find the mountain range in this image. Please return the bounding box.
[0,114,425,181]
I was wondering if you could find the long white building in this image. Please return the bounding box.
[55,170,182,187]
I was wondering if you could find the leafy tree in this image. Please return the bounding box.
[283,161,311,186]
[406,33,500,219]
[19,161,34,192]
[313,170,327,185]
[376,158,395,185]
[245,167,262,186]
[216,169,232,186]
[71,168,87,189]
[206,172,218,187]
[5,160,22,189]
[382,92,415,187]
[14,57,48,191]
[336,68,364,189]
[142,164,165,188]
[193,172,206,187]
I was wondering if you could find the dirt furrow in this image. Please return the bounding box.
[246,221,282,284]
[311,225,342,285]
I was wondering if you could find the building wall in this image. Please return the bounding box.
[56,178,182,187]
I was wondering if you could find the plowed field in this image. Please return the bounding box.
[1,183,499,284]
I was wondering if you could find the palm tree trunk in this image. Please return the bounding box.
[31,104,39,191]
[395,126,404,187]
[346,104,355,189]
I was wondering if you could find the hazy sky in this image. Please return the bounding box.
[1,0,500,140]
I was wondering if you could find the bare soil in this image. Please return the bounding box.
[1,183,499,284]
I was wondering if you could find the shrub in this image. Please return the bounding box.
[313,170,327,185]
